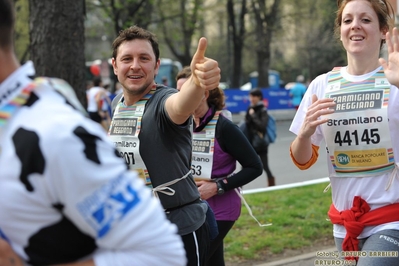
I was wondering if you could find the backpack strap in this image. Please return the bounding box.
[111,92,123,117]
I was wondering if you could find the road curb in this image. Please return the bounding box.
[254,247,337,266]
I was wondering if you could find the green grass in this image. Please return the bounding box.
[224,182,333,262]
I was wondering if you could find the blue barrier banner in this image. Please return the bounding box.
[224,88,294,113]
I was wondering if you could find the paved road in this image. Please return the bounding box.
[232,111,329,191]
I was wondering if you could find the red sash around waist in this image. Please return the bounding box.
[328,196,399,261]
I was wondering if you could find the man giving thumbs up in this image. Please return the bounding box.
[110,26,221,265]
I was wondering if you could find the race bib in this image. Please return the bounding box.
[321,69,395,177]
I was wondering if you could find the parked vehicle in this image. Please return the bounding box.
[154,58,183,89]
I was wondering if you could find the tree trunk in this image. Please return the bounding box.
[251,0,281,88]
[227,0,247,88]
[257,49,271,88]
[29,0,86,106]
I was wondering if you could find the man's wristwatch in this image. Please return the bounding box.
[216,180,225,195]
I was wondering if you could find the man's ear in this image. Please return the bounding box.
[203,90,210,100]
[154,59,160,76]
[111,58,118,75]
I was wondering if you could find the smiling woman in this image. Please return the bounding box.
[289,0,399,265]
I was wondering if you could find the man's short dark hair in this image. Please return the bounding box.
[0,0,15,48]
[249,88,263,100]
[112,25,160,62]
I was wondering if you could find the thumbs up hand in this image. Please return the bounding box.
[190,37,221,90]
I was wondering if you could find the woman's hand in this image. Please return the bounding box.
[291,94,335,165]
[298,94,335,139]
[380,27,399,87]
[195,180,217,200]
